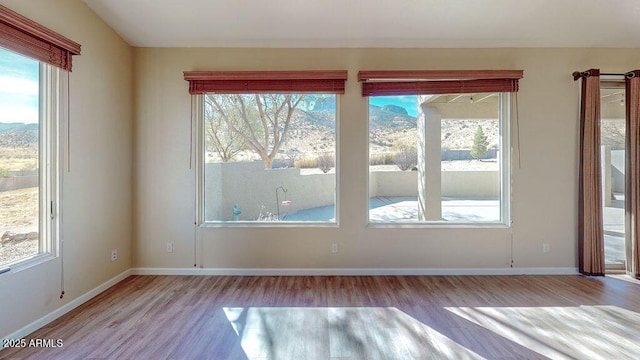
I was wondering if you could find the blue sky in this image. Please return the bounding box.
[369,95,418,117]
[0,47,39,124]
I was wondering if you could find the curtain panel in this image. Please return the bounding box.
[574,69,605,276]
[183,71,348,95]
[625,70,640,279]
[0,4,81,71]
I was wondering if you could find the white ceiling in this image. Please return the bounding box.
[83,0,640,48]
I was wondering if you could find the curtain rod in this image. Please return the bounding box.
[573,70,636,80]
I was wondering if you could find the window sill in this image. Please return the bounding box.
[367,222,511,229]
[200,221,339,229]
[0,253,56,278]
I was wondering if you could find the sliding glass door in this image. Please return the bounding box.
[600,83,626,270]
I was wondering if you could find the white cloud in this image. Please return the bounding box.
[0,76,38,95]
[0,105,38,124]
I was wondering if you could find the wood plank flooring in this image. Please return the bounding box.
[2,275,640,359]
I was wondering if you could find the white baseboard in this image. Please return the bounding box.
[131,267,579,276]
[1,266,578,343]
[2,269,131,343]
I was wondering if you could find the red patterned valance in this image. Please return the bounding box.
[0,5,81,71]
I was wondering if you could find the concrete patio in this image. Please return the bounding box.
[284,196,500,223]
[604,194,625,265]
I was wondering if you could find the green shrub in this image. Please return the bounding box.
[0,167,13,178]
[393,147,418,171]
[471,126,489,159]
[317,153,335,173]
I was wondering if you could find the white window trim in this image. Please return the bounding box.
[0,62,63,273]
[42,63,64,259]
[600,78,626,270]
[193,94,340,228]
[367,92,512,228]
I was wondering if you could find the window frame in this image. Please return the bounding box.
[365,92,512,228]
[600,79,626,271]
[193,93,341,228]
[0,1,77,274]
[0,57,64,272]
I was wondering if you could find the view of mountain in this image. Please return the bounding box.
[369,104,416,129]
[15,98,625,159]
[0,122,38,148]
[0,122,38,132]
[289,102,502,154]
[0,101,504,155]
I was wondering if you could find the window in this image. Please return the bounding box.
[360,70,521,225]
[0,4,79,271]
[185,71,346,225]
[600,81,625,269]
[0,47,62,269]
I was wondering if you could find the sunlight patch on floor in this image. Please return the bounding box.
[223,307,485,360]
[445,305,640,360]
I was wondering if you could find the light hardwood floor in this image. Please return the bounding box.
[2,275,640,359]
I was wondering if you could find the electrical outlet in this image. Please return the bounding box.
[166,242,173,253]
[331,243,338,254]
[111,249,118,261]
[542,243,550,253]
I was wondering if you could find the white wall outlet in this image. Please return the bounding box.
[331,243,338,254]
[111,249,118,261]
[166,242,173,253]
[543,243,550,253]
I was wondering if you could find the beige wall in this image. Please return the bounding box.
[1,1,638,341]
[133,47,640,270]
[0,0,133,339]
[2,0,639,345]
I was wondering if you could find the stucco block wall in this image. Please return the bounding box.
[204,163,499,221]
[204,162,335,221]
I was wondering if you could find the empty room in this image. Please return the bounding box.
[1,0,640,359]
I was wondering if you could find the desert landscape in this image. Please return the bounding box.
[206,100,503,167]
[0,100,627,264]
[0,124,39,266]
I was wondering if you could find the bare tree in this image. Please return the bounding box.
[207,94,305,169]
[204,95,246,162]
[393,147,417,171]
[284,148,301,167]
[317,152,335,173]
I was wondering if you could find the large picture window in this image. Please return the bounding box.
[0,47,61,269]
[185,71,346,225]
[360,70,521,225]
[202,93,337,223]
[0,4,78,271]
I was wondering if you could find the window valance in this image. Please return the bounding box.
[183,70,348,94]
[0,5,81,71]
[358,70,523,96]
